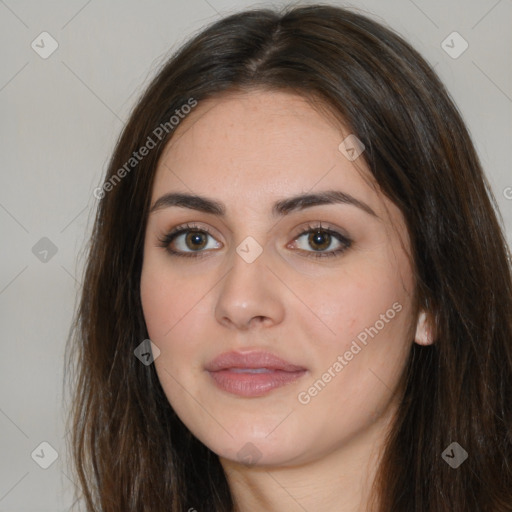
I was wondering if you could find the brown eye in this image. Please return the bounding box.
[183,231,208,251]
[292,225,352,259]
[158,224,222,258]
[308,230,332,251]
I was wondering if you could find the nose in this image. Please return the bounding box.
[214,247,285,331]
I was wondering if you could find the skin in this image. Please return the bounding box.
[140,89,433,512]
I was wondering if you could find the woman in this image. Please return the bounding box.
[64,4,512,511]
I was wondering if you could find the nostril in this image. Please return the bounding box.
[250,315,270,327]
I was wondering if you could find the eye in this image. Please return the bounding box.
[157,223,222,258]
[157,222,352,259]
[289,223,352,258]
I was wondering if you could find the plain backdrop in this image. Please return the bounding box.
[0,0,510,510]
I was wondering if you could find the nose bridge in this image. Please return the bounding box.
[214,239,285,329]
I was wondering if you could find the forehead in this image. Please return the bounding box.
[152,89,378,214]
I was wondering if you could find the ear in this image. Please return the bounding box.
[414,310,434,346]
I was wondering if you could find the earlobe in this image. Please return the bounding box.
[414,310,434,346]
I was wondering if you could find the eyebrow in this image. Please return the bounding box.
[149,190,377,218]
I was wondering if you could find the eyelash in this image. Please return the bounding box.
[157,222,352,259]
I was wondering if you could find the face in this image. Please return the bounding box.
[140,89,424,468]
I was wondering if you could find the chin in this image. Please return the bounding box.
[190,421,312,467]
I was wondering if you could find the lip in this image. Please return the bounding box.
[205,350,307,397]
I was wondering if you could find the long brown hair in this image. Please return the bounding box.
[64,4,512,511]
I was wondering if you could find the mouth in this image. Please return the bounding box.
[205,350,308,397]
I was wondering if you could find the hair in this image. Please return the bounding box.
[64,3,512,511]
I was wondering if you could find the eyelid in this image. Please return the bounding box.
[289,221,349,241]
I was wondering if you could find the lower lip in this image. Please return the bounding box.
[207,369,307,397]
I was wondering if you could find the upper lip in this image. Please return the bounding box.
[205,350,306,372]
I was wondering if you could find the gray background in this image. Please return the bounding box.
[0,0,510,510]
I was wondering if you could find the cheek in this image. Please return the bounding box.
[295,254,414,407]
[140,252,207,342]
[295,260,413,418]
[140,257,208,411]
[139,251,218,405]
[301,251,413,350]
